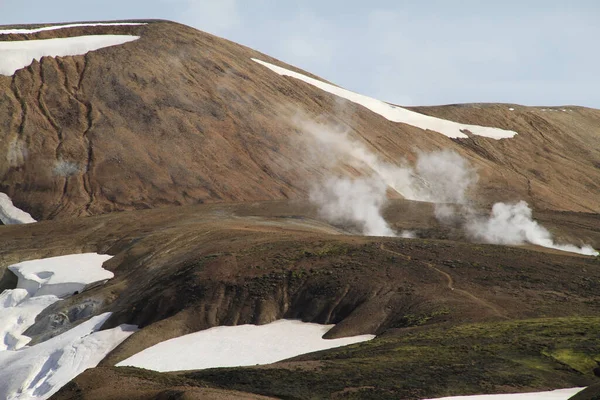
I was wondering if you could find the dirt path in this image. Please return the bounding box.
[380,244,508,319]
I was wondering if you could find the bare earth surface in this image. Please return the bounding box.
[0,21,598,220]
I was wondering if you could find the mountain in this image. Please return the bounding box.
[0,20,598,400]
[0,20,599,221]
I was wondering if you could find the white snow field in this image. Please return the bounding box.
[0,289,58,351]
[0,313,136,400]
[117,319,376,372]
[0,35,140,76]
[425,387,585,400]
[252,58,518,140]
[9,253,114,298]
[1,253,113,351]
[0,192,36,224]
[0,22,146,35]
[0,253,130,399]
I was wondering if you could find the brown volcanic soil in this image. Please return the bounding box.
[0,20,598,221]
[53,366,277,400]
[0,199,596,361]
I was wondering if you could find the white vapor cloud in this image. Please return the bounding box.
[309,176,394,237]
[467,201,599,256]
[296,115,476,237]
[295,116,421,201]
[295,115,598,255]
[415,150,477,205]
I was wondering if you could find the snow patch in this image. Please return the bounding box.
[0,253,114,351]
[0,289,58,351]
[508,108,515,111]
[0,313,135,400]
[0,254,124,399]
[0,35,140,76]
[0,192,36,224]
[0,22,146,35]
[9,253,114,298]
[424,387,585,400]
[252,58,517,140]
[117,319,375,372]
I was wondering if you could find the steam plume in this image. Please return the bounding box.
[296,116,598,255]
[309,176,394,237]
[467,201,599,256]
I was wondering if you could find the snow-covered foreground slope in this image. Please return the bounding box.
[0,289,58,351]
[0,253,114,351]
[0,193,36,224]
[117,319,375,372]
[0,35,140,76]
[0,253,134,399]
[0,22,146,35]
[0,313,135,400]
[252,58,518,140]
[425,387,585,400]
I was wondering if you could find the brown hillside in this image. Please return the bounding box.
[0,20,598,221]
[2,199,589,399]
[0,200,595,365]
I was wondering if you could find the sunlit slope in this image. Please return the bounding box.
[0,21,597,220]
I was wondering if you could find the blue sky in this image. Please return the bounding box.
[1,1,599,108]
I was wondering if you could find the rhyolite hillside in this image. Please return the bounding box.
[0,20,598,221]
[0,19,597,400]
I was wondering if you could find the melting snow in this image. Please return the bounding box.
[9,253,114,298]
[117,319,375,372]
[0,253,130,399]
[0,35,140,76]
[0,289,58,351]
[0,22,146,35]
[424,387,585,400]
[0,192,36,224]
[1,253,113,351]
[0,313,135,400]
[252,58,518,140]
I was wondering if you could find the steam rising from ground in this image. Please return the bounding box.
[309,177,395,237]
[297,116,476,203]
[467,201,599,256]
[414,150,477,204]
[297,116,598,255]
[299,115,476,237]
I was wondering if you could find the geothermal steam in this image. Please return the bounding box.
[467,201,599,256]
[309,176,395,237]
[300,118,598,255]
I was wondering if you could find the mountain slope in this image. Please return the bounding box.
[0,199,594,399]
[0,19,598,400]
[0,20,598,221]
